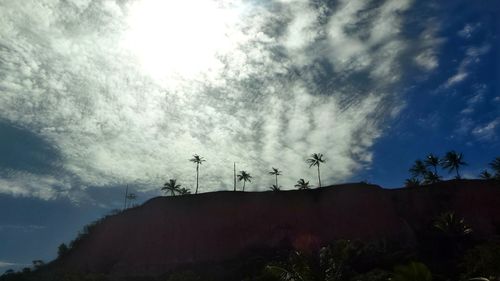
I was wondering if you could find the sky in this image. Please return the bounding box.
[0,0,499,270]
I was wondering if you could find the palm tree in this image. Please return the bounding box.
[442,151,467,179]
[190,154,205,194]
[423,171,441,184]
[295,179,311,190]
[126,193,137,208]
[306,153,325,187]
[162,179,181,196]
[409,160,428,179]
[479,170,492,180]
[269,167,282,188]
[433,211,472,238]
[424,154,440,175]
[489,157,500,179]
[269,185,281,191]
[178,187,191,195]
[237,171,252,191]
[405,177,421,187]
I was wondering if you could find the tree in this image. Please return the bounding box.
[405,177,421,187]
[424,153,440,175]
[126,193,137,208]
[433,211,472,238]
[237,170,252,191]
[269,185,281,191]
[190,154,205,194]
[57,243,69,258]
[306,153,325,187]
[409,160,428,179]
[423,171,441,184]
[441,151,467,179]
[269,167,282,188]
[162,179,181,196]
[295,178,311,190]
[479,170,492,180]
[178,187,191,195]
[489,157,500,179]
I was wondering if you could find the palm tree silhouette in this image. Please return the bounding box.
[423,171,441,184]
[405,177,421,187]
[178,187,191,195]
[306,153,325,187]
[126,193,137,208]
[269,185,281,191]
[269,167,282,188]
[190,154,205,194]
[237,171,252,191]
[479,170,492,180]
[162,179,181,196]
[489,157,500,179]
[294,179,311,190]
[442,151,466,179]
[424,153,440,175]
[409,159,428,179]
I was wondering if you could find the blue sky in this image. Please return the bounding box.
[0,0,499,270]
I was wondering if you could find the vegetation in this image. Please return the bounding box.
[269,167,282,189]
[295,178,311,190]
[442,151,467,179]
[269,184,281,191]
[237,171,252,191]
[189,154,205,194]
[306,153,325,188]
[162,179,182,196]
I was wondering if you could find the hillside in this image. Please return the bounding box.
[53,180,500,278]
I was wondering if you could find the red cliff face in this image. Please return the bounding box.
[59,180,500,276]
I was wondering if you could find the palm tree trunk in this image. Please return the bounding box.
[317,165,321,187]
[456,167,460,179]
[195,164,199,194]
[243,181,246,192]
[123,185,128,210]
[434,166,438,175]
[275,175,278,188]
[233,162,236,192]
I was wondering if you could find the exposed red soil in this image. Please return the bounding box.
[58,180,500,276]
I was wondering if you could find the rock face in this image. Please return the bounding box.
[59,180,500,276]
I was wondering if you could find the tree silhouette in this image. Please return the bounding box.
[162,179,181,196]
[423,171,441,184]
[295,178,311,190]
[434,211,472,238]
[409,159,428,179]
[392,262,432,281]
[190,154,206,194]
[489,157,500,179]
[269,184,281,191]
[405,177,421,187]
[442,151,467,179]
[424,153,440,175]
[479,170,492,180]
[126,193,137,208]
[306,153,325,187]
[237,170,252,191]
[178,187,191,195]
[269,167,282,188]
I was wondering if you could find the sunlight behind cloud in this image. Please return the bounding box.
[123,0,242,81]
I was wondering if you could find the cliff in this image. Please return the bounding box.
[56,180,500,277]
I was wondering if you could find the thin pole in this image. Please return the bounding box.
[233,162,236,191]
[123,185,129,210]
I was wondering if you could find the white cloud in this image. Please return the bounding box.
[0,0,435,200]
[472,118,500,141]
[458,22,481,39]
[444,44,491,88]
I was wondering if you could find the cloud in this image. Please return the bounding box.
[472,118,500,141]
[458,22,481,39]
[444,44,491,88]
[0,0,439,199]
[0,224,46,232]
[0,261,18,268]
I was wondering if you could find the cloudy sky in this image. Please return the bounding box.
[0,0,498,269]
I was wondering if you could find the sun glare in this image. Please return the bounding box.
[123,0,241,81]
